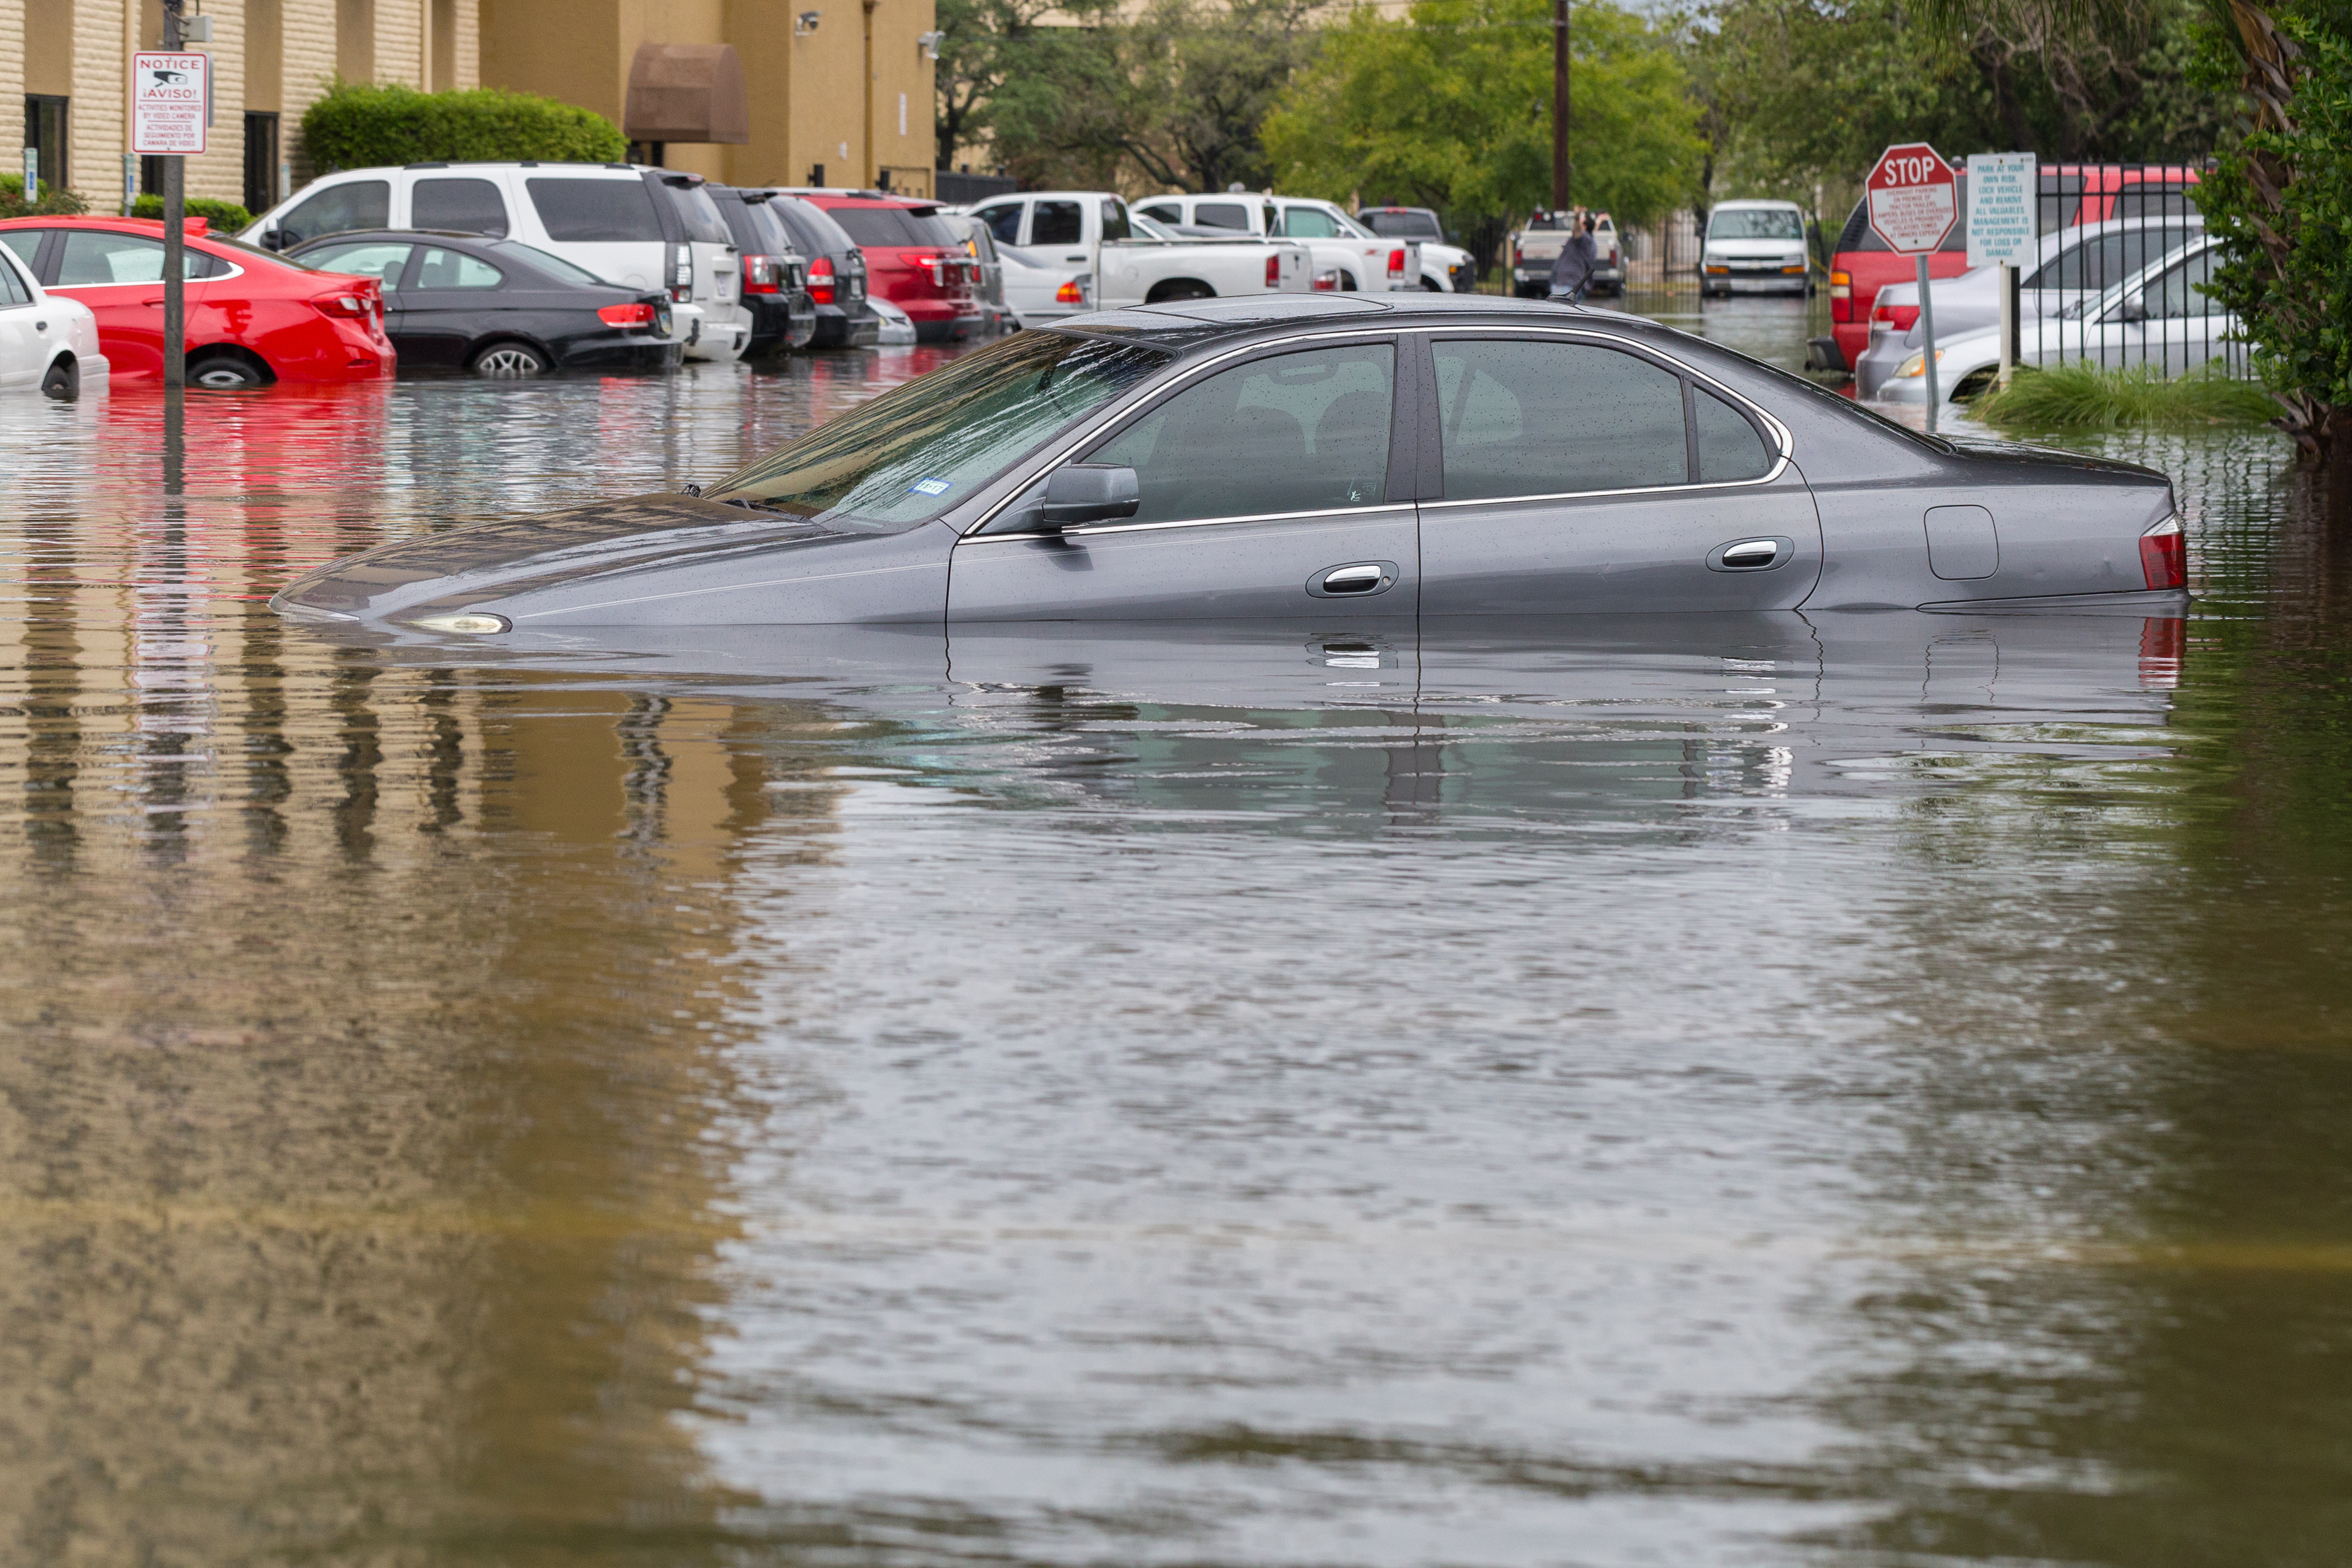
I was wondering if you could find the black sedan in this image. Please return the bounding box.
[288,230,679,376]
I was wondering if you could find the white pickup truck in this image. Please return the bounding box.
[1134,193,1422,294]
[965,191,1309,325]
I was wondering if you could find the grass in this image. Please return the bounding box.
[1970,359,2279,430]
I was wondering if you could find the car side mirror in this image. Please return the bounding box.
[259,228,285,252]
[2115,293,2149,324]
[1038,464,1140,531]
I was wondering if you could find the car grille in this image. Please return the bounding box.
[1449,261,1474,292]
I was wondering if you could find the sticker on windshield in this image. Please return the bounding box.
[908,477,953,497]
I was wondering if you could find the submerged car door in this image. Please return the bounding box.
[0,245,39,388]
[45,229,216,379]
[399,245,511,368]
[1414,330,1821,615]
[950,335,1417,620]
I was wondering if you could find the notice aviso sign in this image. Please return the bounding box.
[1865,143,1957,254]
[132,52,209,156]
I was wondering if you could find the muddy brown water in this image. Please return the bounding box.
[1,305,2348,1565]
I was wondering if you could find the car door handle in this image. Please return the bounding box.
[1708,536,1794,572]
[1306,561,1399,598]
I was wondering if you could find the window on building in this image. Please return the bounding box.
[23,96,68,196]
[243,114,280,218]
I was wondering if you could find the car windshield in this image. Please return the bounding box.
[1362,211,1440,240]
[1710,209,1804,240]
[489,240,608,285]
[707,332,1174,527]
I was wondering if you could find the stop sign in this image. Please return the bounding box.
[1866,143,1957,255]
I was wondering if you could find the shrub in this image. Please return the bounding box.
[1971,361,2282,430]
[0,173,89,218]
[302,82,628,171]
[130,194,254,230]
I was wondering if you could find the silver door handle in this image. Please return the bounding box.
[1306,561,1400,598]
[1323,565,1385,591]
[1710,537,1791,572]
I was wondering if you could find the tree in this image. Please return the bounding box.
[1263,0,1703,227]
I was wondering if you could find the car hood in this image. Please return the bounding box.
[272,492,893,623]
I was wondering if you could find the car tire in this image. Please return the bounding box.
[470,341,551,376]
[39,356,79,401]
[1422,277,1443,292]
[188,353,267,389]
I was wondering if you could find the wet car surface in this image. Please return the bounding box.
[2,304,2349,1564]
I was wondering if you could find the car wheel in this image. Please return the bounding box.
[1422,277,1443,292]
[39,356,79,401]
[188,353,267,389]
[1145,281,1214,304]
[471,342,551,376]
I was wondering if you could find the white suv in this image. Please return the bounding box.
[240,161,751,361]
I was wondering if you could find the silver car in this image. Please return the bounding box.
[272,295,2187,634]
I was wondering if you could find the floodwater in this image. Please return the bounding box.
[1,302,2347,1567]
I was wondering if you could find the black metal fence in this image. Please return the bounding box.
[935,171,1018,207]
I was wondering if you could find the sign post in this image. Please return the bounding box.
[1865,142,1958,430]
[132,29,207,392]
[1966,152,2037,390]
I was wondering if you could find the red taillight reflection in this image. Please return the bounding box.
[2140,517,2186,590]
[598,302,658,327]
[807,256,836,304]
[2138,616,2186,687]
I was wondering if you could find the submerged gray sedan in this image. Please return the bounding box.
[272,295,2189,633]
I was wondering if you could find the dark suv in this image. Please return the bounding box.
[707,187,817,355]
[743,193,876,349]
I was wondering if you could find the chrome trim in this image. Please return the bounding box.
[973,501,1414,544]
[956,320,1796,539]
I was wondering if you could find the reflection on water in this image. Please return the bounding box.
[1,337,2347,1564]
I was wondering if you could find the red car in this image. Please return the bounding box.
[0,215,392,386]
[800,196,978,344]
[1814,164,2201,375]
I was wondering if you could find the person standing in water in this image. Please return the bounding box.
[1549,213,1599,304]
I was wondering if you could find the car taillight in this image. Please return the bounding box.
[311,292,371,319]
[1512,243,1523,266]
[2140,516,2186,590]
[808,256,836,304]
[670,242,694,303]
[1310,268,1340,292]
[742,255,783,294]
[1265,254,1281,289]
[1872,304,1921,331]
[598,302,658,327]
[1387,247,1406,278]
[1829,267,1852,323]
[1055,278,1087,305]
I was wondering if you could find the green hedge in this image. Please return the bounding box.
[130,194,254,230]
[302,82,628,171]
[0,173,88,218]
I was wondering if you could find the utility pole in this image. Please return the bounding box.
[160,0,187,391]
[1551,0,1571,212]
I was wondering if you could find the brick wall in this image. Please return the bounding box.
[0,0,24,111]
[283,0,344,183]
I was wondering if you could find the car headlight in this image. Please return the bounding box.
[1895,349,1946,379]
[409,611,511,634]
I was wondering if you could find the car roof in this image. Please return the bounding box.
[1712,198,1803,209]
[1051,292,1671,353]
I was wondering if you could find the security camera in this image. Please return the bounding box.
[918,29,945,58]
[795,10,821,33]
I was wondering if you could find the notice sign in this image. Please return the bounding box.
[132,52,209,156]
[1865,142,1957,255]
[1966,152,2038,268]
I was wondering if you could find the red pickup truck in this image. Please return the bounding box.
[1809,164,2202,376]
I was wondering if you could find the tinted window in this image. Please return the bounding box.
[412,177,509,237]
[416,246,504,289]
[828,206,960,247]
[977,203,1023,244]
[1434,339,1685,498]
[1195,202,1249,231]
[55,231,220,284]
[771,196,855,258]
[1029,201,1083,247]
[490,240,606,285]
[2148,246,2218,318]
[1089,344,1394,524]
[1695,388,1772,482]
[711,331,1172,527]
[1362,210,1441,239]
[0,250,27,305]
[527,178,664,242]
[736,201,793,256]
[277,179,390,244]
[667,184,734,245]
[1138,202,1181,225]
[1708,208,1803,240]
[301,240,413,289]
[1280,205,1341,238]
[1100,199,1130,243]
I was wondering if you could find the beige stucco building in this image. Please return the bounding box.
[3,0,936,215]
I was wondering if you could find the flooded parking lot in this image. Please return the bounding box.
[2,302,2348,1565]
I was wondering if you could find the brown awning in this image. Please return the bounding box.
[624,43,750,145]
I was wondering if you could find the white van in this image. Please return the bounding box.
[1699,199,1813,299]
[240,162,752,361]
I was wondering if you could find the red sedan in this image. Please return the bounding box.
[0,216,392,386]
[801,196,978,344]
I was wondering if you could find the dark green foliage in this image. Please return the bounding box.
[301,82,627,172]
[129,194,254,230]
[1971,360,2282,425]
[0,173,89,218]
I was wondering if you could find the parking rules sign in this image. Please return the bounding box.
[1966,152,2038,268]
[133,52,208,156]
[1865,142,1957,254]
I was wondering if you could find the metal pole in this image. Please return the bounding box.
[1917,250,1938,433]
[1998,262,2016,388]
[161,0,187,392]
[1551,0,1571,212]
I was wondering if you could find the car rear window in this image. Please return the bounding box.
[666,183,734,246]
[1194,201,1251,231]
[413,177,509,237]
[526,178,665,243]
[1362,210,1441,239]
[827,206,958,248]
[772,196,856,258]
[735,199,793,257]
